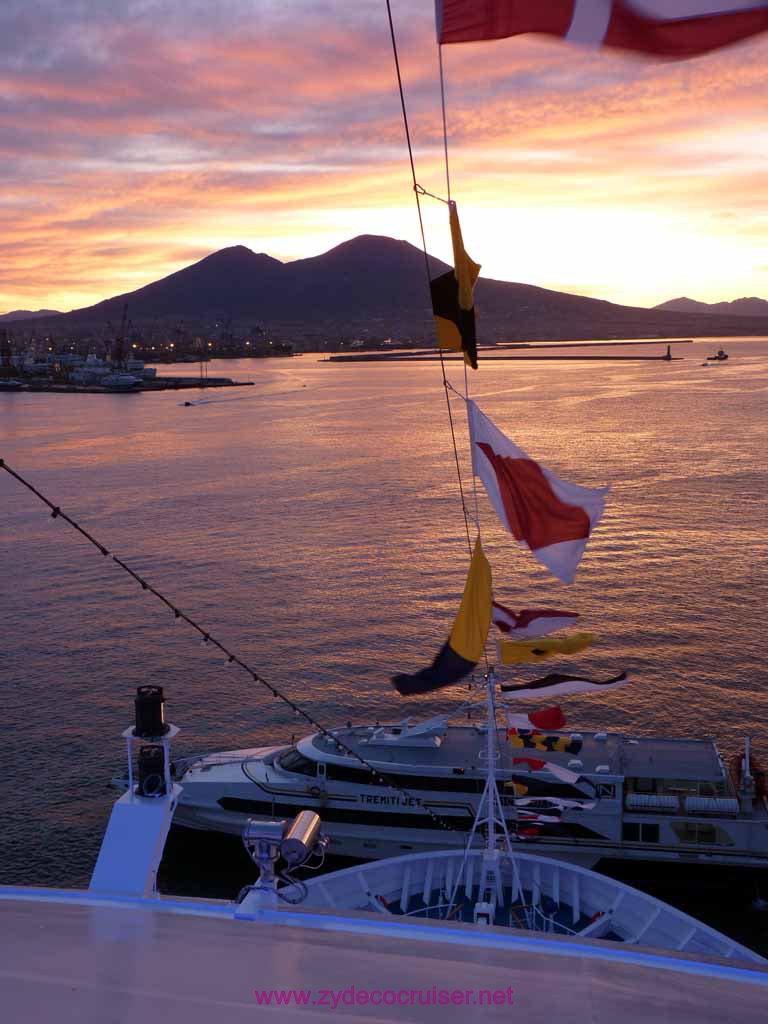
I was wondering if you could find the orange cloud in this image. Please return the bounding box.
[2,2,768,312]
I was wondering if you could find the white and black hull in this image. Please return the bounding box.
[171,726,768,871]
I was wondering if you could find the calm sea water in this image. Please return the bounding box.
[1,339,766,899]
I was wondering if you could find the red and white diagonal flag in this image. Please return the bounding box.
[468,400,608,583]
[437,1,768,58]
[512,756,598,796]
[517,809,563,823]
[492,602,579,638]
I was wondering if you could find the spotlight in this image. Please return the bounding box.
[137,745,166,797]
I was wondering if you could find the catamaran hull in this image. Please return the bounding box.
[172,786,768,871]
[171,812,768,871]
[171,800,603,867]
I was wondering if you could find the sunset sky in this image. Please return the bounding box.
[3,0,768,314]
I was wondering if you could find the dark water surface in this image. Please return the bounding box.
[1,340,766,923]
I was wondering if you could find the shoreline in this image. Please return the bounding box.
[3,377,254,394]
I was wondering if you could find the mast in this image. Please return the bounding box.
[474,668,513,855]
[446,667,515,922]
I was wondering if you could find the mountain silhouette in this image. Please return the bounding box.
[0,308,60,321]
[655,296,768,316]
[11,236,768,341]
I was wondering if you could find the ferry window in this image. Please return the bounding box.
[322,764,483,791]
[278,749,317,777]
[695,825,716,844]
[407,775,481,793]
[634,778,656,795]
[622,823,640,842]
[325,763,376,785]
[640,824,659,843]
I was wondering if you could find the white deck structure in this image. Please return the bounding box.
[2,888,768,1023]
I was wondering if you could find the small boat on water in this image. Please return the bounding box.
[706,349,729,361]
[0,378,24,390]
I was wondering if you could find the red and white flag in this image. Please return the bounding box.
[492,602,579,638]
[512,756,597,796]
[516,826,543,839]
[505,706,567,731]
[468,401,608,583]
[517,809,563,823]
[437,1,768,58]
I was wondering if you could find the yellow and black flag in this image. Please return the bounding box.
[392,536,491,695]
[431,201,481,369]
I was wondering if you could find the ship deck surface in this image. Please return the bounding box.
[310,727,725,781]
[2,893,767,1022]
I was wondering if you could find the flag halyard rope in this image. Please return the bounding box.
[435,32,494,712]
[414,183,449,204]
[383,0,473,560]
[438,43,452,204]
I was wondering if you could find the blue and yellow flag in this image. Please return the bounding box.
[430,201,481,370]
[392,536,491,695]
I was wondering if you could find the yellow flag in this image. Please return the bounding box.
[433,314,463,353]
[449,201,480,312]
[497,632,594,666]
[449,536,492,664]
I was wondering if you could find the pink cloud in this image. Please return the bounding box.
[2,2,768,310]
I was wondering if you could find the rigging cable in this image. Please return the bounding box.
[437,38,481,535]
[0,457,458,835]
[434,36,490,674]
[383,0,472,559]
[437,43,452,204]
[437,32,485,540]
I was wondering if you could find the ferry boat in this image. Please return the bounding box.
[168,716,768,870]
